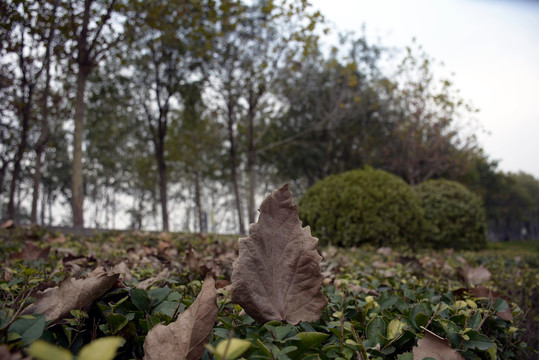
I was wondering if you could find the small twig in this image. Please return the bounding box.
[424,302,443,330]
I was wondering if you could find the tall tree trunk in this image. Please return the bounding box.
[247,105,256,225]
[194,170,203,232]
[156,150,169,232]
[72,66,89,227]
[227,105,245,235]
[8,88,32,221]
[31,62,52,223]
[31,0,57,224]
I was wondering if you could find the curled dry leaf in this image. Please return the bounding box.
[413,331,464,360]
[231,184,327,324]
[143,273,218,360]
[21,267,119,323]
[459,265,492,285]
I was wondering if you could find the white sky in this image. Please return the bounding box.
[310,0,539,178]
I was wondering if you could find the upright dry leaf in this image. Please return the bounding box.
[143,273,218,360]
[413,332,464,360]
[231,184,327,324]
[21,267,119,323]
[459,265,492,285]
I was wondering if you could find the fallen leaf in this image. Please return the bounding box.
[21,267,119,323]
[143,273,218,360]
[459,265,491,285]
[413,331,464,360]
[136,268,170,290]
[12,241,50,260]
[231,184,327,324]
[112,261,132,284]
[0,219,14,229]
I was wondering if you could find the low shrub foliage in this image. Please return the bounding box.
[299,167,425,248]
[0,227,537,359]
[414,179,487,250]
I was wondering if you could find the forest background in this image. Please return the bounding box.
[1,0,538,241]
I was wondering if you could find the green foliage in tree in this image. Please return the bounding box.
[298,167,425,248]
[414,179,487,250]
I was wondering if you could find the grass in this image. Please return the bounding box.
[487,239,539,253]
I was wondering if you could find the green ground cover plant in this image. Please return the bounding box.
[0,225,536,359]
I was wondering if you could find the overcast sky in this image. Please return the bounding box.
[310,0,539,178]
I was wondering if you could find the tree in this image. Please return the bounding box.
[381,43,480,185]
[1,0,59,221]
[62,0,125,227]
[261,33,390,189]
[124,0,220,231]
[210,0,323,231]
[31,0,60,224]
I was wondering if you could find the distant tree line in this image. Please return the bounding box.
[1,0,538,240]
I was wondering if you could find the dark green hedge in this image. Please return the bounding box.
[298,167,425,248]
[414,179,487,250]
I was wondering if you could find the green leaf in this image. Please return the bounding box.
[493,298,508,312]
[149,287,171,308]
[209,338,251,360]
[78,336,125,360]
[288,332,328,359]
[9,314,46,345]
[397,352,413,360]
[152,300,179,317]
[387,319,406,340]
[130,288,150,312]
[106,313,131,334]
[461,330,495,351]
[292,332,328,349]
[366,316,387,347]
[27,340,73,360]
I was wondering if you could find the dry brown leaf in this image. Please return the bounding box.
[136,268,170,290]
[0,220,14,229]
[459,265,492,285]
[21,267,119,322]
[12,241,50,260]
[413,331,464,360]
[143,273,218,360]
[231,184,327,324]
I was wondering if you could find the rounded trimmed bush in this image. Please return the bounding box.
[298,167,425,248]
[414,179,487,250]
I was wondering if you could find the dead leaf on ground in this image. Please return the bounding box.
[112,261,132,283]
[231,184,327,324]
[136,268,170,290]
[413,331,464,360]
[143,273,218,360]
[21,267,119,323]
[0,220,14,229]
[459,265,492,285]
[11,241,50,260]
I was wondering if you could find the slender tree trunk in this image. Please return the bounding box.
[72,66,89,227]
[194,170,203,232]
[8,90,32,221]
[247,104,256,225]
[156,150,169,232]
[40,184,46,225]
[227,106,245,235]
[31,70,52,223]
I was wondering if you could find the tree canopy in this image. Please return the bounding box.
[1,0,538,240]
